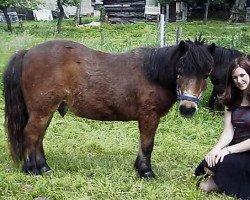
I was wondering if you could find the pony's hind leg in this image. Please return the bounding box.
[35,144,51,174]
[22,114,53,175]
[134,112,160,178]
[35,115,54,174]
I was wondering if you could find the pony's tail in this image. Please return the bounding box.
[3,50,29,162]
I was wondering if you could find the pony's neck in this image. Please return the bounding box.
[214,47,244,64]
[141,46,179,89]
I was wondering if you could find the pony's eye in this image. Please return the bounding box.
[176,67,183,76]
[177,74,182,79]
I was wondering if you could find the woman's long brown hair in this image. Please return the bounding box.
[219,57,250,110]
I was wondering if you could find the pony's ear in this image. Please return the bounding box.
[179,40,187,54]
[207,43,216,55]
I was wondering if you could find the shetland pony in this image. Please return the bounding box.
[3,39,215,178]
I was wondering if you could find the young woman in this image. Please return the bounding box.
[195,57,250,200]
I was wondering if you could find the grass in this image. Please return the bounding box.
[0,108,227,200]
[0,18,249,200]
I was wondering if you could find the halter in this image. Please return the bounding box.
[176,84,203,104]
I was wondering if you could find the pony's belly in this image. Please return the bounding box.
[69,102,138,121]
[72,108,138,121]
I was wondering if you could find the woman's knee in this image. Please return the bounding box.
[199,177,218,193]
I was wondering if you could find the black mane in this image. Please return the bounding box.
[140,40,214,89]
[213,47,244,66]
[177,44,213,76]
[186,34,206,45]
[140,46,179,89]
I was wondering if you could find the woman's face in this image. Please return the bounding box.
[232,67,250,91]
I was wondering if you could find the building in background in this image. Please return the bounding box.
[0,11,19,22]
[103,0,187,23]
[38,0,95,19]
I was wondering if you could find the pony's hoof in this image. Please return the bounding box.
[140,171,156,179]
[40,166,51,174]
[23,167,41,176]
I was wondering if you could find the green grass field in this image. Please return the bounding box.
[0,19,249,200]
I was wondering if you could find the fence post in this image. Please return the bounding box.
[160,13,165,47]
[100,26,104,47]
[176,27,182,44]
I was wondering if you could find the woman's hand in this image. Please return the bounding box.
[205,148,230,167]
[205,148,221,167]
[214,148,230,164]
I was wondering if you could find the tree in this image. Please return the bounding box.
[183,0,236,22]
[235,0,247,9]
[0,0,41,31]
[229,0,247,22]
[56,0,80,33]
[56,0,64,33]
[75,0,82,25]
[203,0,210,24]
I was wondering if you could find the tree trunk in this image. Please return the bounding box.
[203,0,210,24]
[75,6,79,26]
[235,0,246,9]
[1,6,12,31]
[75,0,83,26]
[56,0,65,33]
[229,0,246,22]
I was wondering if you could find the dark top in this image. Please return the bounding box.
[195,106,250,200]
[231,106,250,144]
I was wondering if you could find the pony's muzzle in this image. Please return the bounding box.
[179,102,197,117]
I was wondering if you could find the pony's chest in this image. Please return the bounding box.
[141,88,176,114]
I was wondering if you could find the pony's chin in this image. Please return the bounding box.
[180,112,196,118]
[179,104,197,117]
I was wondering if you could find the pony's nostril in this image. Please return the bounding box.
[179,105,196,117]
[179,105,186,113]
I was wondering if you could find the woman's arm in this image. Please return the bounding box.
[205,108,234,167]
[215,139,250,164]
[214,108,250,164]
[213,108,234,150]
[224,139,250,154]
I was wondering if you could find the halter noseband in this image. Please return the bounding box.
[176,84,202,104]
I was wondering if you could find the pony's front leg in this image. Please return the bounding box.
[134,113,160,178]
[208,86,216,111]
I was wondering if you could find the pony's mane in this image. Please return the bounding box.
[139,46,177,88]
[140,39,214,88]
[183,35,250,63]
[213,46,244,64]
[185,34,206,45]
[177,44,213,76]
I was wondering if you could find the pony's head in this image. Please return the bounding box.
[176,40,215,117]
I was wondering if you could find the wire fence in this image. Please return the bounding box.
[0,22,249,58]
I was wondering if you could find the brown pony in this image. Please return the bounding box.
[3,39,215,178]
